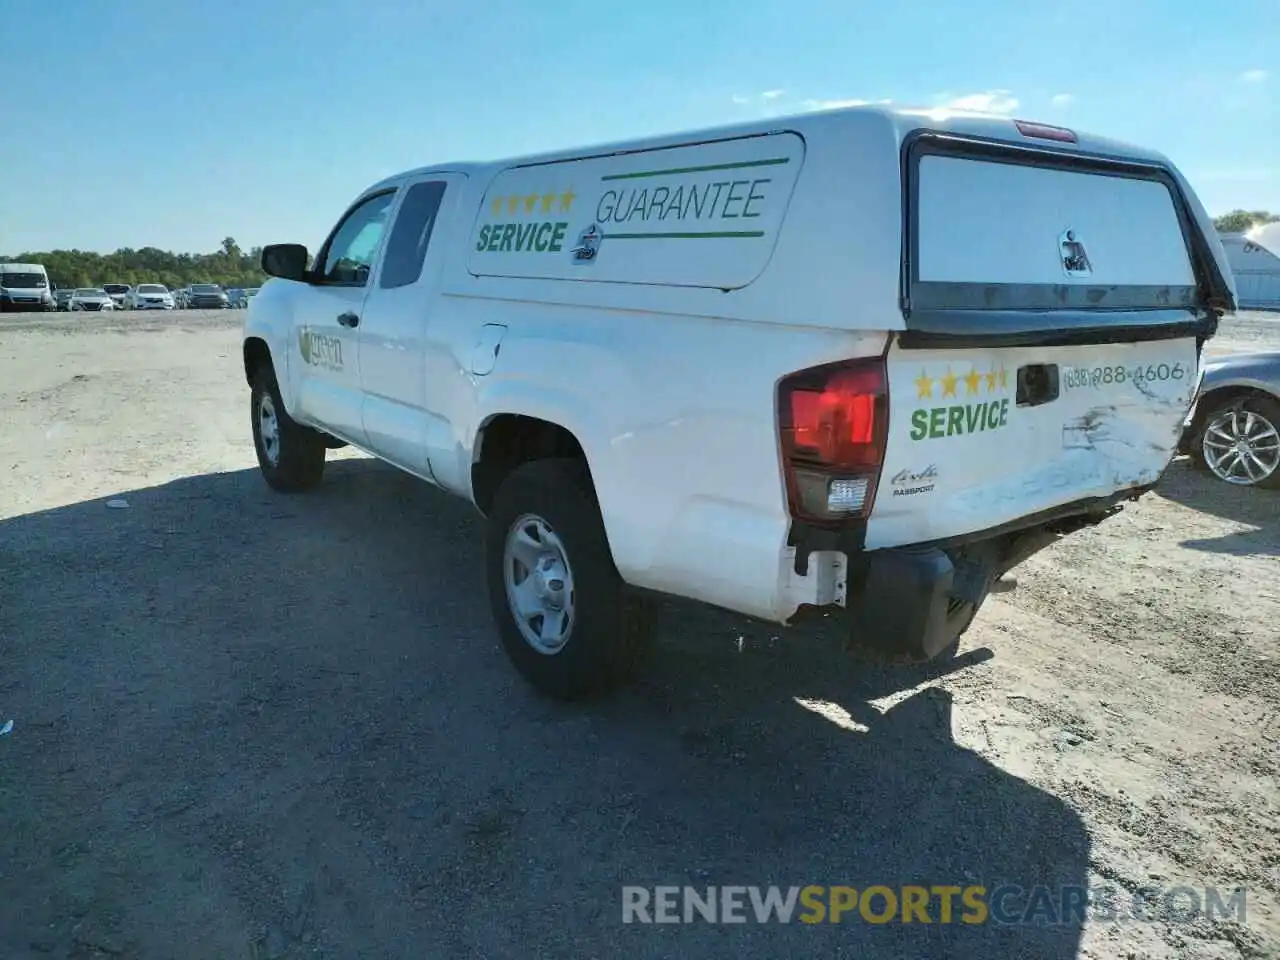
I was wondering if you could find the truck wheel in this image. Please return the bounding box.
[250,367,326,492]
[486,459,656,699]
[1189,395,1280,488]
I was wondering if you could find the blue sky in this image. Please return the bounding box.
[1,0,1275,255]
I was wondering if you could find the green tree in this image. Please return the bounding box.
[0,239,268,290]
[1214,209,1279,233]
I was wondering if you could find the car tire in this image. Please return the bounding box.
[1188,394,1280,489]
[485,459,657,700]
[250,366,326,492]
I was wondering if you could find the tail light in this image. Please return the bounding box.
[777,356,889,523]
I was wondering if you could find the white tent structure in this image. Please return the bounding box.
[1221,227,1280,310]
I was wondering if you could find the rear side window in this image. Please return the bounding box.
[381,181,448,289]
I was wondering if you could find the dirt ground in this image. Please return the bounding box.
[1,310,1276,960]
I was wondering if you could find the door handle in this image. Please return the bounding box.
[337,311,360,328]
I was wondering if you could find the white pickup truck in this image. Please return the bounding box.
[242,105,1234,698]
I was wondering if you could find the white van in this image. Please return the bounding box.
[0,262,55,312]
[243,105,1234,698]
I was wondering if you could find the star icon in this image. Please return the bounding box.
[998,367,1009,390]
[540,191,557,214]
[964,368,982,395]
[559,189,577,212]
[490,196,504,216]
[506,196,520,216]
[985,369,998,392]
[914,370,934,400]
[523,193,539,214]
[940,370,959,398]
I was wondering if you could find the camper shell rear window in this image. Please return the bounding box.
[900,132,1230,346]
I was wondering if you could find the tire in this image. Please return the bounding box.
[485,459,656,699]
[1188,394,1280,489]
[250,366,326,492]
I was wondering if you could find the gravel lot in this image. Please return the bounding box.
[1,310,1277,959]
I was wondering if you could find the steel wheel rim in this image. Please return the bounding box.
[1202,407,1280,486]
[503,513,576,655]
[258,393,281,467]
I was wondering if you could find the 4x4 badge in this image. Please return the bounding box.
[1059,228,1093,278]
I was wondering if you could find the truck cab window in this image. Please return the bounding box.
[318,191,395,285]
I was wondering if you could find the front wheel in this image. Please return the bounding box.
[250,366,326,492]
[1190,395,1280,488]
[485,459,656,699]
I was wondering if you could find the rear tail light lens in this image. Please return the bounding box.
[777,357,889,522]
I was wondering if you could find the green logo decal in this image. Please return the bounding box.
[909,366,1011,441]
[297,326,342,372]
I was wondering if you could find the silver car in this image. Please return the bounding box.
[1181,352,1280,488]
[68,288,116,312]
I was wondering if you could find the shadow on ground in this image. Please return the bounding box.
[0,460,1089,959]
[1159,458,1280,556]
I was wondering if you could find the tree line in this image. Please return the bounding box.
[0,237,267,290]
[1212,210,1278,234]
[5,213,1277,289]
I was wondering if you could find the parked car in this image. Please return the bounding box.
[187,283,229,309]
[125,283,175,310]
[226,288,246,308]
[243,104,1234,699]
[54,288,75,311]
[244,287,260,305]
[0,262,55,312]
[1180,352,1280,487]
[102,283,132,310]
[68,288,116,312]
[172,287,189,308]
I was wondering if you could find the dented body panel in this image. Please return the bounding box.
[872,338,1197,548]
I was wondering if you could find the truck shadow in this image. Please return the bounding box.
[0,459,1088,959]
[1158,458,1280,556]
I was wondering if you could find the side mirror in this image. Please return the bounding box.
[261,243,310,282]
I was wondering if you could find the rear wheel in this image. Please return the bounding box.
[250,366,326,492]
[1190,395,1280,488]
[485,459,656,699]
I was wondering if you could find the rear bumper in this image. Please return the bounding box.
[842,531,1059,659]
[845,548,976,659]
[799,487,1145,658]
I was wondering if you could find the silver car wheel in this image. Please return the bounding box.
[503,513,576,655]
[1201,406,1280,486]
[257,393,281,467]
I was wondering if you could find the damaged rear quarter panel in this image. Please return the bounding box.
[869,337,1199,548]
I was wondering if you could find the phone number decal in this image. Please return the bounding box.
[1062,362,1188,391]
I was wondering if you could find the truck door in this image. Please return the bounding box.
[289,189,397,445]
[357,174,463,479]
